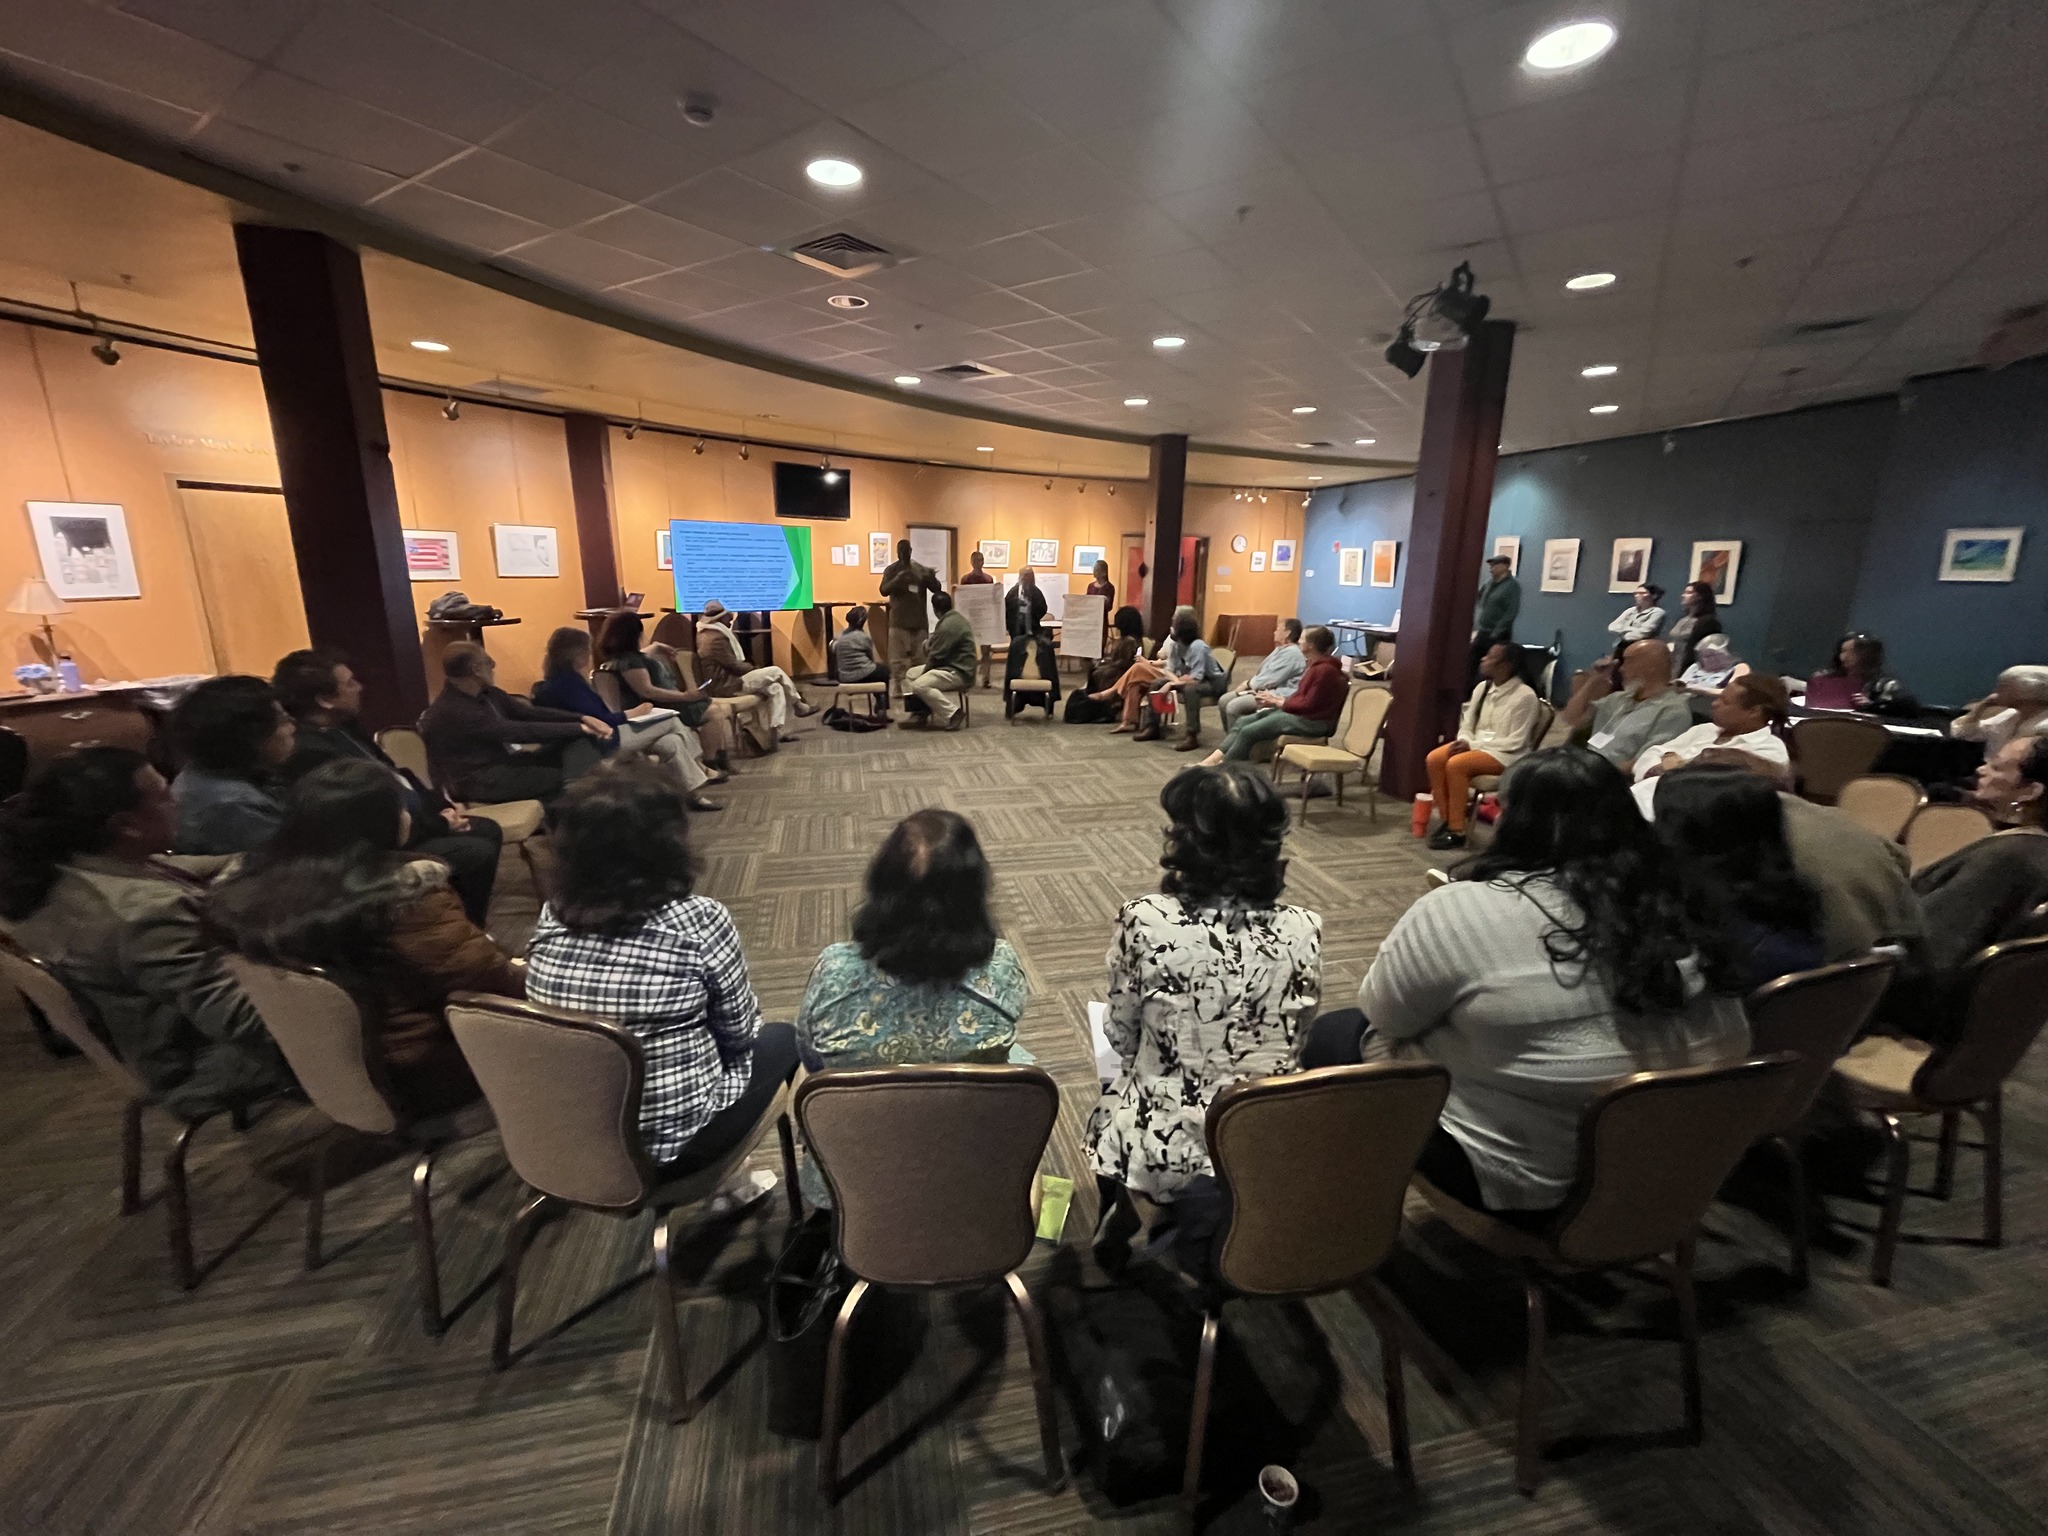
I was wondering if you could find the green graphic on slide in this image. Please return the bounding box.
[670,520,813,611]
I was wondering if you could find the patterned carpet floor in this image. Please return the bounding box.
[2,693,2045,1535]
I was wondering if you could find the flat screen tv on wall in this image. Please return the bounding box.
[772,460,852,520]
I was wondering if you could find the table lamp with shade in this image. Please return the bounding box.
[8,577,70,662]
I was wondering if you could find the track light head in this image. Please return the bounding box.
[1108,485,1117,497]
[1430,260,1490,333]
[1077,482,1087,494]
[90,334,120,366]
[441,397,460,420]
[693,437,705,455]
[1044,479,1052,490]
[738,442,750,461]
[1385,325,1428,379]
[624,421,640,440]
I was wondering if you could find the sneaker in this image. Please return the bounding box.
[686,795,724,812]
[704,1168,779,1219]
[791,699,820,717]
[1427,827,1467,850]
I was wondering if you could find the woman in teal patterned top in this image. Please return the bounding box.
[796,809,1028,1071]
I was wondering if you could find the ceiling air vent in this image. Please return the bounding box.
[780,231,897,279]
[928,361,1011,380]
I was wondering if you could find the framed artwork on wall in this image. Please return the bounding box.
[404,529,460,583]
[1608,537,1653,592]
[1370,540,1399,587]
[1339,546,1366,586]
[492,524,559,578]
[843,543,859,566]
[1689,539,1743,603]
[1540,538,1581,593]
[1027,537,1060,568]
[978,539,1011,569]
[869,530,891,573]
[26,501,141,599]
[1492,534,1521,575]
[1250,550,1267,572]
[1939,527,2025,582]
[656,528,672,571]
[1072,543,1105,574]
[1271,539,1296,572]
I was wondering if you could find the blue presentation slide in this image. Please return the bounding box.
[669,520,814,612]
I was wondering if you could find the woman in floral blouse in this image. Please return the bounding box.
[1086,765,1322,1228]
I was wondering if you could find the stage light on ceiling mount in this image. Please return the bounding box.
[1385,330,1428,377]
[1589,403,1620,414]
[1386,259,1491,378]
[1151,335,1186,350]
[441,397,460,421]
[1581,363,1619,377]
[893,374,921,387]
[805,157,863,188]
[1524,19,1617,73]
[1565,271,1617,291]
[409,338,450,353]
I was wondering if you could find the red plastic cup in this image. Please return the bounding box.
[1411,792,1433,838]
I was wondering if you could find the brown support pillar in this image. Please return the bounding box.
[1142,433,1189,639]
[1381,319,1516,802]
[564,413,623,610]
[232,224,427,732]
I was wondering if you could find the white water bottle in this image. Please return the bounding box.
[57,654,82,692]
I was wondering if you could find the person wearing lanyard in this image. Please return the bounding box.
[1567,639,1693,771]
[1425,642,1541,849]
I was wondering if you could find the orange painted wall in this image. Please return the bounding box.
[1183,486,1309,624]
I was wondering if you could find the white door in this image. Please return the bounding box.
[906,524,954,626]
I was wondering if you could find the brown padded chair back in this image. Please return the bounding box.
[1746,954,1897,1137]
[1834,775,1925,842]
[1913,935,2048,1107]
[1343,686,1395,758]
[226,956,399,1137]
[0,941,150,1100]
[446,994,652,1210]
[651,612,695,651]
[377,727,433,787]
[1903,803,1996,875]
[1790,717,1889,801]
[1553,1055,1799,1267]
[1523,699,1557,753]
[1208,1062,1449,1297]
[797,1065,1057,1288]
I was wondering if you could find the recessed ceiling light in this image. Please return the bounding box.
[1123,396,1149,407]
[975,445,994,452]
[1589,403,1620,414]
[409,338,449,352]
[1290,405,1317,415]
[1524,19,1617,72]
[1565,272,1617,291]
[1307,475,1323,481]
[826,293,868,309]
[805,157,863,188]
[1581,363,1619,377]
[893,374,921,386]
[1152,335,1186,350]
[1354,437,1376,446]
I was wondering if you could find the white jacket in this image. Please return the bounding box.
[1458,676,1540,763]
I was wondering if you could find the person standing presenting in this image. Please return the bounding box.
[879,538,942,709]
[1471,553,1520,685]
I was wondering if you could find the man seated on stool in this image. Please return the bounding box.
[420,643,609,807]
[903,592,978,731]
[695,600,818,744]
[1218,618,1307,730]
[1422,641,1540,849]
[1199,626,1348,765]
[831,605,888,685]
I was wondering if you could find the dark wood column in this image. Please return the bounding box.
[232,224,426,731]
[564,413,623,609]
[1382,318,1516,801]
[1141,433,1189,638]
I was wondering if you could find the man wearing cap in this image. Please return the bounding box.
[1471,552,1521,686]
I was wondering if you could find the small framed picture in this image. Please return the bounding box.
[1072,543,1106,574]
[842,543,859,566]
[828,545,845,566]
[1271,539,1296,572]
[1939,526,2025,583]
[1027,537,1059,568]
[869,530,891,573]
[404,529,460,582]
[1370,540,1399,587]
[1492,534,1521,575]
[978,539,1011,570]
[1689,539,1743,603]
[1339,546,1366,587]
[26,501,141,600]
[491,523,559,578]
[657,528,672,571]
[1608,537,1653,593]
[1249,550,1267,572]
[1541,538,1580,594]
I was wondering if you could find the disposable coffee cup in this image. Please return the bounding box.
[1259,1464,1300,1519]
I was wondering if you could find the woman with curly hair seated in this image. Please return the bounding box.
[1086,765,1322,1259]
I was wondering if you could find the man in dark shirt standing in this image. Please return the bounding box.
[419,643,609,806]
[878,538,943,709]
[1472,553,1521,686]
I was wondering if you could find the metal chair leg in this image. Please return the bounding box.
[1872,1112,1911,1287]
[1773,1134,1811,1288]
[1515,1268,1546,1496]
[1932,1110,1960,1199]
[493,1191,556,1369]
[776,1113,803,1224]
[1670,1239,1703,1443]
[651,1207,697,1423]
[1980,1092,2003,1248]
[304,1126,331,1272]
[164,1115,213,1291]
[818,1277,872,1502]
[1182,1308,1221,1502]
[412,1147,446,1336]
[1004,1271,1066,1492]
[120,1098,145,1215]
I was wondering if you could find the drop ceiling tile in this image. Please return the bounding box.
[373,0,662,88]
[117,0,319,59]
[219,67,466,177]
[0,56,207,141]
[496,232,672,292]
[650,0,957,113]
[1497,154,1679,236]
[1253,32,1468,157]
[918,286,1049,330]
[1700,0,1962,56]
[612,266,759,313]
[1298,124,1491,214]
[1162,0,1436,85]
[573,206,745,268]
[490,96,708,203]
[982,1,1227,138]
[1341,191,1506,263]
[1892,76,2048,162]
[688,247,840,300]
[558,23,815,156]
[1073,100,1290,199]
[1934,0,2048,89]
[692,297,832,341]
[850,188,1018,257]
[890,0,1098,55]
[957,145,1136,226]
[1824,202,2035,268]
[1009,267,1131,315]
[1038,204,1198,269]
[1673,176,1862,242]
[841,62,1064,179]
[994,314,1102,348]
[1690,6,1967,140]
[950,232,1092,289]
[1,0,258,111]
[369,181,550,253]
[1475,68,1692,187]
[718,121,949,215]
[271,3,545,143]
[1856,152,2047,220]
[1105,243,1239,300]
[647,168,829,246]
[1678,105,1910,200]
[191,117,404,201]
[422,150,625,229]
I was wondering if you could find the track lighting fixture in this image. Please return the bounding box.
[624,421,640,440]
[1387,259,1491,378]
[738,442,750,461]
[693,438,706,455]
[1259,492,1268,504]
[442,397,460,421]
[819,454,830,470]
[1044,479,1053,490]
[1077,482,1087,494]
[90,333,120,366]
[1108,485,1117,497]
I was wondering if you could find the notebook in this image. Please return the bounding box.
[1803,673,1859,711]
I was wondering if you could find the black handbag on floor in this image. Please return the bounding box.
[764,1211,922,1439]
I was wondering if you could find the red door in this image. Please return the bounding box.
[1176,535,1199,606]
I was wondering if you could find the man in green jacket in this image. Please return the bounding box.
[1471,552,1521,685]
[903,592,978,730]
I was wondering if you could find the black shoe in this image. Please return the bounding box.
[687,795,724,812]
[1428,827,1467,850]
